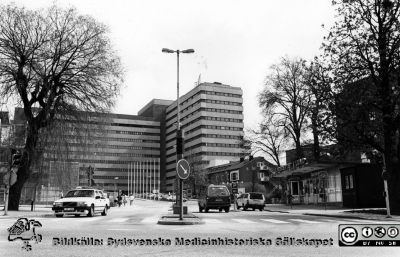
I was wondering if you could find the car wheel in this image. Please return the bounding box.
[219,208,222,212]
[243,205,248,211]
[259,207,263,211]
[199,206,203,213]
[101,205,108,216]
[87,205,95,217]
[224,207,230,213]
[205,208,209,213]
[55,214,63,218]
[74,214,80,217]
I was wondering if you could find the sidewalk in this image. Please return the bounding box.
[0,204,55,219]
[264,204,400,221]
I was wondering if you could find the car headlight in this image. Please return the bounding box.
[53,202,62,207]
[76,202,87,207]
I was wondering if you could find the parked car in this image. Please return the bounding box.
[198,184,231,213]
[52,187,110,217]
[236,192,265,211]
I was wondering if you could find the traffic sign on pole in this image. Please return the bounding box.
[176,159,190,180]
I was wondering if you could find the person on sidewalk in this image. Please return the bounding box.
[122,194,127,207]
[129,194,135,206]
[117,194,122,207]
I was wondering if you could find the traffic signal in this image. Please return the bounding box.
[87,166,95,186]
[11,150,22,167]
[176,129,185,155]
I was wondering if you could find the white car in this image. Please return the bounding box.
[236,192,265,211]
[52,187,110,217]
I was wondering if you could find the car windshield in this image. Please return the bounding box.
[65,190,94,198]
[208,186,229,196]
[249,193,263,199]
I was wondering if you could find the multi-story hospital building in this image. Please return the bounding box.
[5,82,245,197]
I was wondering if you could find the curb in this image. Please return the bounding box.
[157,212,204,225]
[0,213,54,219]
[157,218,204,225]
[302,212,399,221]
[264,209,290,214]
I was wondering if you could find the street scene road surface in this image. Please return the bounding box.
[1,199,399,257]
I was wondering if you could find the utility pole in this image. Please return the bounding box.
[162,48,194,220]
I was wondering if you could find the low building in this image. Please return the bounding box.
[273,161,385,208]
[204,156,276,198]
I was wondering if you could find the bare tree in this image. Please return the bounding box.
[185,151,209,197]
[323,0,400,212]
[246,120,285,167]
[0,4,123,210]
[258,56,312,161]
[304,58,336,161]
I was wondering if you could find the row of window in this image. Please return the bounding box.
[115,131,159,136]
[49,152,160,158]
[166,89,242,116]
[55,158,160,164]
[179,99,241,115]
[65,128,159,137]
[79,166,160,172]
[166,142,240,151]
[185,125,242,136]
[165,151,242,167]
[63,135,160,143]
[167,133,242,145]
[67,143,159,151]
[166,143,241,158]
[168,124,242,141]
[91,176,160,180]
[166,106,242,125]
[166,115,243,132]
[67,121,159,129]
[203,99,242,106]
[201,90,241,98]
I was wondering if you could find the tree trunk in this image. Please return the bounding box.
[311,110,320,161]
[8,127,37,210]
[388,162,400,214]
[8,170,28,210]
[295,134,304,160]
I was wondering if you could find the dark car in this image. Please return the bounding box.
[198,184,231,213]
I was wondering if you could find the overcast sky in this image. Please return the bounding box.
[5,0,335,129]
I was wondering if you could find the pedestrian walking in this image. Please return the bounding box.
[117,193,122,207]
[122,194,127,206]
[129,194,135,206]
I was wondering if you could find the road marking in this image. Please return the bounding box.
[260,219,290,224]
[341,219,370,223]
[289,219,321,224]
[203,218,222,224]
[107,228,137,231]
[320,219,340,223]
[108,218,129,223]
[77,217,107,222]
[231,219,256,224]
[141,216,159,224]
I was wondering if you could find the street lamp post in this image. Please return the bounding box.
[162,48,194,220]
[114,177,119,205]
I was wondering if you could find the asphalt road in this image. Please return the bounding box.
[0,200,399,257]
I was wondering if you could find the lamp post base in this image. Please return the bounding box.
[172,204,187,215]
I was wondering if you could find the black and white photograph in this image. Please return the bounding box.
[0,0,400,256]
